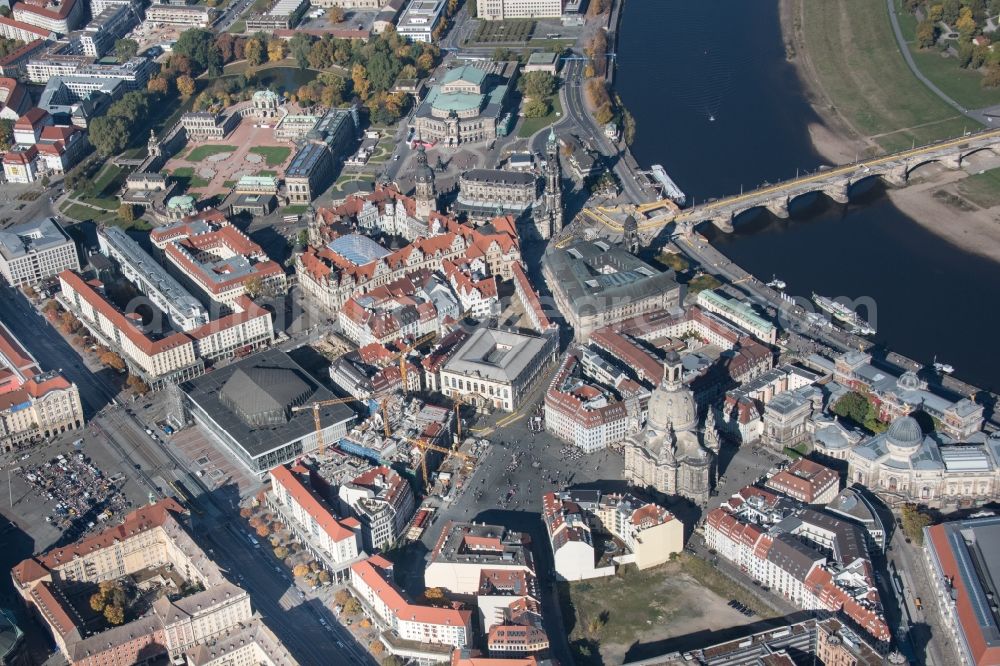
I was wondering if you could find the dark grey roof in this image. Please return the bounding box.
[182,348,355,459]
[461,169,536,186]
[797,508,868,564]
[542,240,679,318]
[219,367,311,425]
[766,533,823,582]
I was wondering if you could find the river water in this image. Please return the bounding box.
[615,0,1000,393]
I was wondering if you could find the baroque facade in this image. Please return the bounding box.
[623,352,719,506]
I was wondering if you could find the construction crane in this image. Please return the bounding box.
[452,394,469,446]
[386,332,436,395]
[404,436,476,488]
[291,396,358,456]
[380,398,390,437]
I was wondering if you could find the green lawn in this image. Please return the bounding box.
[249,146,291,166]
[956,166,1000,208]
[91,163,125,194]
[518,95,562,137]
[909,47,1000,110]
[171,167,211,190]
[801,0,980,152]
[60,202,116,223]
[185,145,237,162]
[228,19,245,33]
[257,170,277,177]
[282,204,310,215]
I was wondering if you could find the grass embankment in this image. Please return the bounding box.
[956,166,1000,208]
[801,0,979,153]
[517,95,562,137]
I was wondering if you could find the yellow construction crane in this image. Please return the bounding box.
[386,332,436,395]
[291,396,358,456]
[404,436,476,487]
[380,398,390,437]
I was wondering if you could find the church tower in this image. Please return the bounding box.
[413,146,436,219]
[543,127,563,237]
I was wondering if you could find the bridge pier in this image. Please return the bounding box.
[711,215,734,233]
[823,180,851,204]
[883,166,908,187]
[765,196,790,219]
[941,155,963,170]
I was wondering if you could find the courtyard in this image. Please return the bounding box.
[164,115,298,198]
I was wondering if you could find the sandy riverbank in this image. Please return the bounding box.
[778,0,874,165]
[886,169,1000,263]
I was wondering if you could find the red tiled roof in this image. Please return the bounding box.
[270,464,356,543]
[58,271,193,356]
[351,556,472,629]
[14,499,186,583]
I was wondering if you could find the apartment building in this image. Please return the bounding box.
[0,321,83,452]
[425,522,534,595]
[350,555,472,647]
[13,0,85,34]
[155,219,287,310]
[0,217,79,286]
[10,499,284,664]
[58,270,204,389]
[478,0,562,20]
[268,463,362,578]
[338,466,415,552]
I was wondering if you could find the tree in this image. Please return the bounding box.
[118,203,136,224]
[359,618,371,628]
[956,7,977,41]
[916,20,939,49]
[147,76,169,94]
[126,375,149,395]
[343,597,361,614]
[240,507,253,519]
[832,391,870,426]
[523,98,550,118]
[268,38,287,63]
[424,587,444,600]
[369,641,384,656]
[174,28,223,75]
[245,37,264,67]
[942,0,961,24]
[90,592,107,612]
[103,604,125,625]
[983,63,1000,87]
[273,546,288,559]
[327,5,345,22]
[0,118,12,152]
[89,115,129,156]
[289,33,313,69]
[176,75,196,99]
[352,63,371,100]
[256,523,270,538]
[900,504,933,545]
[622,108,636,145]
[99,351,125,371]
[587,0,609,16]
[292,563,310,577]
[318,570,331,584]
[929,3,944,22]
[335,589,351,605]
[115,38,139,63]
[518,71,556,99]
[594,103,614,125]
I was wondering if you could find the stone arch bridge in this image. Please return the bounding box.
[632,129,1000,238]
